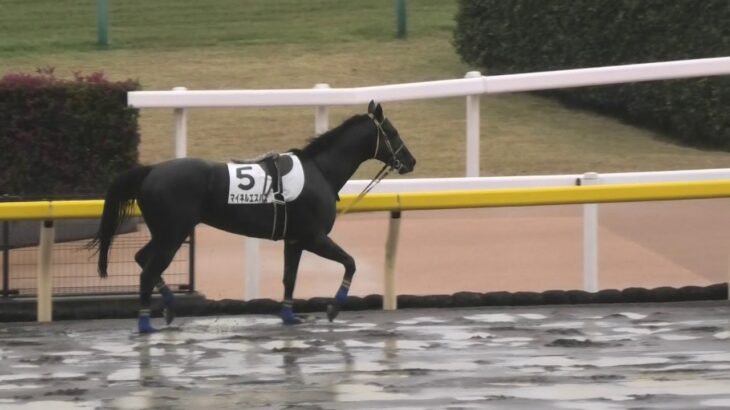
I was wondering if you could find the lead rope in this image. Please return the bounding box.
[339,163,392,215]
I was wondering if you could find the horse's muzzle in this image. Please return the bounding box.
[396,157,416,174]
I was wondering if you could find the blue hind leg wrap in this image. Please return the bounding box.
[335,279,351,305]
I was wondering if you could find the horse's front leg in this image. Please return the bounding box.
[280,239,304,325]
[303,235,355,322]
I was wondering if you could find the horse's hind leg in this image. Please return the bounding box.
[302,235,355,322]
[137,232,189,333]
[136,240,176,325]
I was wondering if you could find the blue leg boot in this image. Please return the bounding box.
[280,300,302,325]
[158,284,176,325]
[327,281,350,322]
[138,310,158,334]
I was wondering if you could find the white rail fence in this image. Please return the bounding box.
[128,57,730,302]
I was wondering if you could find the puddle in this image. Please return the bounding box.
[0,401,100,410]
[400,361,478,371]
[636,321,672,327]
[441,331,494,340]
[505,356,579,368]
[463,313,515,323]
[93,342,137,356]
[617,312,647,320]
[504,355,670,369]
[590,357,670,368]
[702,398,730,407]
[556,401,627,410]
[689,352,730,362]
[714,331,730,340]
[0,384,43,390]
[191,317,281,328]
[518,313,547,320]
[612,327,670,335]
[487,379,730,401]
[343,340,385,349]
[657,334,700,341]
[539,321,585,329]
[260,340,311,351]
[0,373,42,383]
[107,366,183,382]
[396,316,447,325]
[492,337,533,343]
[197,341,250,352]
[46,351,93,357]
[334,383,410,402]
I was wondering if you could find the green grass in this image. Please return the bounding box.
[2,0,729,178]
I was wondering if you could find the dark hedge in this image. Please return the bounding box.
[454,0,730,149]
[0,69,140,199]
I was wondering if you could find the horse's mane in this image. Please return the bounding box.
[291,114,369,158]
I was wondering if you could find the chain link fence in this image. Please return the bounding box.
[1,221,192,297]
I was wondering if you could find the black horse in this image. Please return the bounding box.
[91,101,416,333]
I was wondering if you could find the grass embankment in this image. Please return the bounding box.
[2,0,728,177]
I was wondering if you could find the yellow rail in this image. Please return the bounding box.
[338,179,730,213]
[2,179,730,220]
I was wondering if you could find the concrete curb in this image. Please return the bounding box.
[0,283,727,322]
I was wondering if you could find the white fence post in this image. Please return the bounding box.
[465,71,481,177]
[383,211,402,310]
[580,172,600,292]
[37,220,54,322]
[314,83,330,135]
[173,87,188,159]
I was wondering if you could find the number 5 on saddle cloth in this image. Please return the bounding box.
[227,153,305,240]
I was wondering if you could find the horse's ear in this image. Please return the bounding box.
[367,100,384,121]
[374,103,384,122]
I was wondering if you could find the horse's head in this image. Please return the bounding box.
[367,101,416,175]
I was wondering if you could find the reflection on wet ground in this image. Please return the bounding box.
[1,302,729,409]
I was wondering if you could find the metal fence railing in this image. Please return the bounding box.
[1,221,193,297]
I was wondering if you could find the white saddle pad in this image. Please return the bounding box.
[227,153,304,204]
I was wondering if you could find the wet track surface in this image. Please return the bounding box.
[1,302,729,409]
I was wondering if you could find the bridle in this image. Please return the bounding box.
[340,114,405,214]
[371,114,405,171]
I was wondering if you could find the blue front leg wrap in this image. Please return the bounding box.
[335,285,349,305]
[280,306,302,325]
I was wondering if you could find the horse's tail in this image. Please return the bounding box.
[88,165,153,278]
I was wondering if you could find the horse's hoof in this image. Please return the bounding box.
[139,326,158,334]
[282,316,303,326]
[164,307,176,325]
[326,304,340,322]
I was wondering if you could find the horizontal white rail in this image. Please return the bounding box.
[340,168,730,194]
[129,57,730,108]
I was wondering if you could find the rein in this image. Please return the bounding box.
[339,115,401,215]
[339,163,392,215]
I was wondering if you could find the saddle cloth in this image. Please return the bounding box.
[227,153,304,205]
